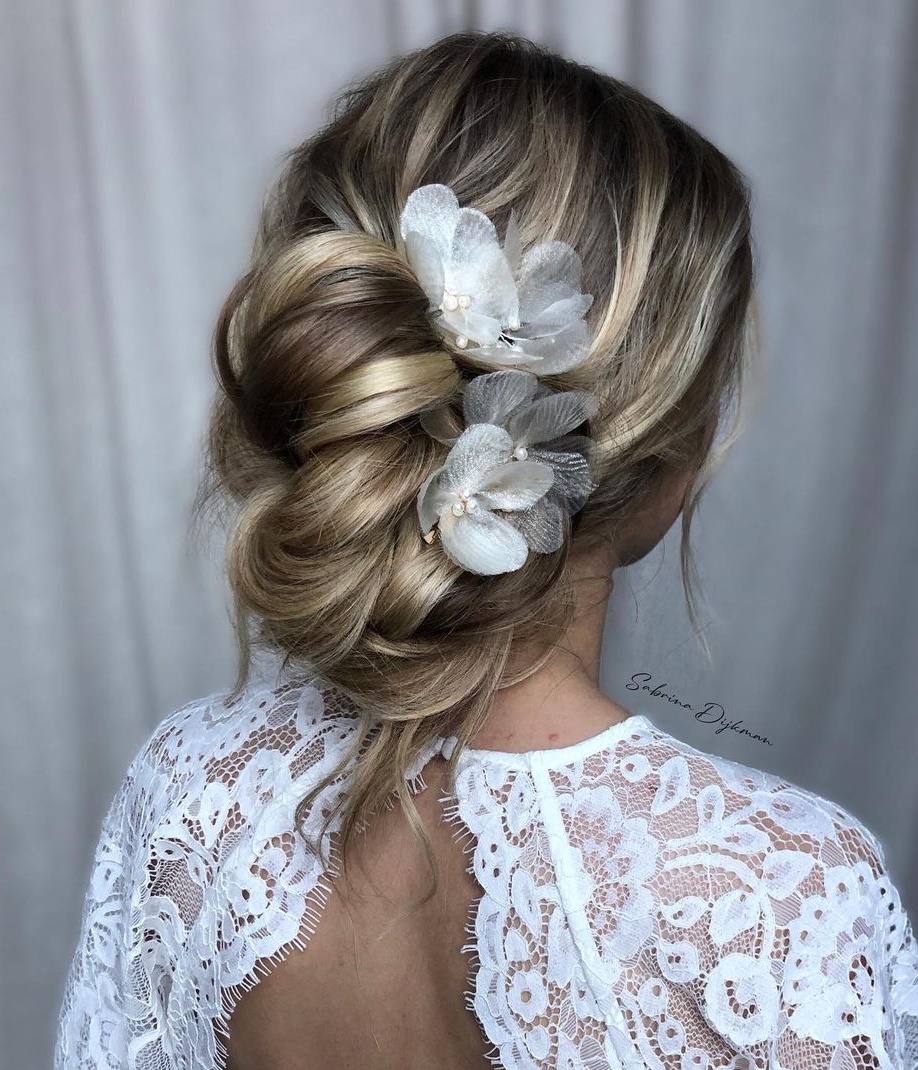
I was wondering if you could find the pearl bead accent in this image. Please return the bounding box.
[442,289,472,313]
[508,316,521,330]
[455,335,469,348]
[450,489,478,515]
[514,445,528,460]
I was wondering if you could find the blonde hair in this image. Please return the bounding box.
[195,30,759,912]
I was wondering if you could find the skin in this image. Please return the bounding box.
[467,452,704,752]
[223,450,707,1070]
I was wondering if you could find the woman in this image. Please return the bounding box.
[55,31,918,1070]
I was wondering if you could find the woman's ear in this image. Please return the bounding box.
[610,461,697,569]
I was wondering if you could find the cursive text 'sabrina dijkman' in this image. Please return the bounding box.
[626,672,773,746]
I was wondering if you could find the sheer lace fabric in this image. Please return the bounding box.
[55,677,918,1069]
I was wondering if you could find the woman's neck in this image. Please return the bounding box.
[467,545,633,752]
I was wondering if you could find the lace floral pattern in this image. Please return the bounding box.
[54,678,368,1069]
[436,718,918,1068]
[55,677,918,1069]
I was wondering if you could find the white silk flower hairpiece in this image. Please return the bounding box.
[398,183,600,575]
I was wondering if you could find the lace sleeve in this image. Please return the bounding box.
[53,750,143,1067]
[772,811,918,1068]
[52,683,354,1070]
[889,913,918,1065]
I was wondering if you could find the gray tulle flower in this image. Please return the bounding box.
[416,422,555,574]
[418,370,599,567]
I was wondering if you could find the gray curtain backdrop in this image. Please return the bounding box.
[3,2,916,1066]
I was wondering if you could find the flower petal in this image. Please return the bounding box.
[505,496,567,553]
[527,448,596,511]
[503,209,523,276]
[455,344,546,371]
[400,184,460,264]
[447,308,505,347]
[419,405,462,445]
[515,292,594,336]
[507,390,598,445]
[475,459,554,511]
[516,241,585,324]
[416,465,450,534]
[508,319,592,375]
[439,423,513,495]
[462,370,539,427]
[450,205,499,253]
[449,208,518,324]
[438,507,530,574]
[404,231,445,308]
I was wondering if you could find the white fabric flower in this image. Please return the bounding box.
[416,423,555,575]
[420,369,598,555]
[399,184,517,348]
[399,183,594,373]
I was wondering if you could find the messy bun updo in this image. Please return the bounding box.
[196,30,758,906]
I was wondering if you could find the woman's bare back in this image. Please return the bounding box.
[224,756,495,1070]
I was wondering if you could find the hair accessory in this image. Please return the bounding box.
[399,183,594,373]
[399,184,600,576]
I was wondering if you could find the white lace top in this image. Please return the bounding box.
[55,674,918,1069]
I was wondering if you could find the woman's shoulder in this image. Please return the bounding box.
[640,716,891,869]
[55,672,366,1070]
[125,672,359,816]
[106,672,367,908]
[602,718,918,1058]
